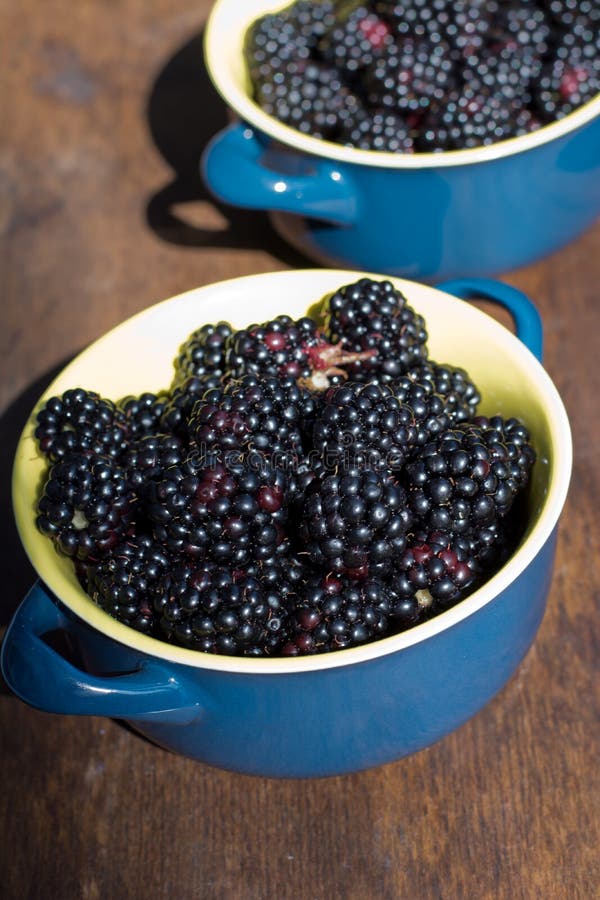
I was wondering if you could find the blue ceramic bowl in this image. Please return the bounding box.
[1,271,571,778]
[201,0,600,282]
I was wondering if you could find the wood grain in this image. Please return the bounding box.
[1,3,599,898]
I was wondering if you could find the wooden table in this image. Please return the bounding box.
[2,3,599,898]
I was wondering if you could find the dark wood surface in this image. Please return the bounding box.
[2,3,599,898]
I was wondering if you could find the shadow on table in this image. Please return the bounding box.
[145,28,306,265]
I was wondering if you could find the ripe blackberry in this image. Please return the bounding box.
[486,2,551,62]
[254,60,361,140]
[313,381,417,471]
[121,432,186,493]
[299,467,411,579]
[155,562,294,656]
[364,38,456,115]
[117,391,170,440]
[471,415,537,492]
[188,374,315,468]
[396,530,477,612]
[36,452,134,561]
[545,0,598,29]
[373,0,459,43]
[226,314,375,392]
[287,0,337,52]
[35,388,128,463]
[173,322,233,388]
[322,277,428,382]
[336,105,416,151]
[389,373,452,447]
[244,10,311,88]
[533,27,600,121]
[145,453,290,566]
[418,55,539,151]
[283,573,392,654]
[405,359,480,423]
[318,3,393,81]
[85,535,172,634]
[403,419,535,538]
[159,373,223,439]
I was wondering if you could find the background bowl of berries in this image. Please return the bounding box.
[2,269,571,778]
[201,0,600,281]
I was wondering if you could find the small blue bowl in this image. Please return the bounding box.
[1,271,571,778]
[201,0,600,282]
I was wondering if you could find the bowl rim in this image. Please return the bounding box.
[204,0,600,170]
[12,269,573,675]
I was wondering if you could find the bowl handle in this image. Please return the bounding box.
[201,122,359,226]
[437,277,544,362]
[1,582,202,723]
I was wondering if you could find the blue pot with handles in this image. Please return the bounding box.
[201,0,600,282]
[1,271,571,778]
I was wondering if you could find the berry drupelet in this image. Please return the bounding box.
[35,388,128,463]
[85,535,172,634]
[313,380,417,471]
[322,277,428,382]
[36,451,134,561]
[299,466,411,579]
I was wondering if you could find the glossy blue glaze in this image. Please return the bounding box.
[202,116,600,281]
[0,531,557,778]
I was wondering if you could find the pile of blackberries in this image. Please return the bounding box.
[34,277,536,657]
[244,0,600,151]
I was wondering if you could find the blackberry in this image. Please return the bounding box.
[313,381,417,471]
[255,60,361,140]
[545,0,598,29]
[486,2,551,62]
[286,0,337,52]
[471,415,537,492]
[389,372,452,446]
[145,453,290,566]
[283,572,392,654]
[155,562,294,656]
[85,535,172,634]
[322,277,428,382]
[35,388,128,463]
[318,3,393,81]
[117,391,171,440]
[418,52,540,150]
[373,0,460,43]
[121,432,186,493]
[403,419,535,538]
[533,27,600,121]
[364,38,456,116]
[405,359,480,423]
[244,10,311,89]
[159,373,223,439]
[226,314,376,392]
[36,451,134,561]
[299,467,411,579]
[336,105,416,151]
[173,322,233,389]
[188,374,315,468]
[395,530,476,612]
